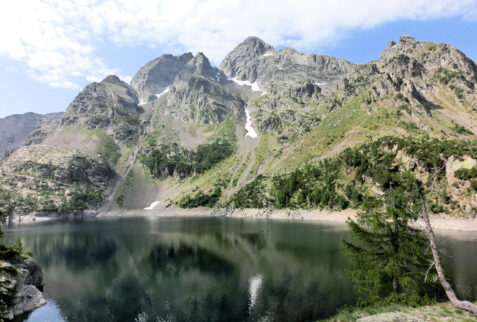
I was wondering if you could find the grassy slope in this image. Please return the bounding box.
[323,302,477,321]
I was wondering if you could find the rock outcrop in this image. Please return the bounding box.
[0,112,63,155]
[0,256,45,320]
[0,145,114,214]
[220,36,355,90]
[131,53,194,101]
[60,75,142,144]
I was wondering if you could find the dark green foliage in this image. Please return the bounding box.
[344,78,355,95]
[226,175,268,208]
[271,161,350,210]
[451,123,473,135]
[392,54,410,66]
[342,173,440,306]
[142,139,234,179]
[97,135,120,166]
[400,121,419,131]
[61,186,104,211]
[396,104,411,117]
[116,195,125,207]
[177,182,224,208]
[433,67,459,85]
[454,166,477,180]
[471,180,477,191]
[0,213,29,315]
[228,136,477,211]
[450,85,465,100]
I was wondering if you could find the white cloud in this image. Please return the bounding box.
[0,0,476,89]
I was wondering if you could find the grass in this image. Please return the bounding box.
[322,302,477,321]
[250,133,280,175]
[87,129,120,166]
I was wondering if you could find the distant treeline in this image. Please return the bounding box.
[141,139,234,180]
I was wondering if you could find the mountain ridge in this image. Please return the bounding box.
[0,35,476,216]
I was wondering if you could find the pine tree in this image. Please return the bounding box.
[343,172,439,305]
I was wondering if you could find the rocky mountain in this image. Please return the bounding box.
[0,35,476,217]
[220,36,354,92]
[0,112,63,155]
[131,53,193,102]
[60,75,143,144]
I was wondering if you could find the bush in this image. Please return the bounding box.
[451,123,473,135]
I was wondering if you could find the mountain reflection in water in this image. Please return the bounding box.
[4,217,477,322]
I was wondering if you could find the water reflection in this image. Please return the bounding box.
[3,217,476,322]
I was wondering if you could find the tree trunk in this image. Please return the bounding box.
[392,273,399,294]
[419,190,477,315]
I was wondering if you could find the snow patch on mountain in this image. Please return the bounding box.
[230,77,262,92]
[155,86,171,99]
[144,201,160,210]
[244,105,258,139]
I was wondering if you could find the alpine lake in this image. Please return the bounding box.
[3,216,477,322]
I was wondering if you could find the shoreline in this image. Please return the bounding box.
[5,207,477,233]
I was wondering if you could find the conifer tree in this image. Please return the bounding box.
[343,172,439,305]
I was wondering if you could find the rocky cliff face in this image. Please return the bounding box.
[0,255,45,320]
[0,112,63,155]
[0,145,114,214]
[150,52,244,127]
[60,75,142,144]
[220,36,355,90]
[131,53,194,102]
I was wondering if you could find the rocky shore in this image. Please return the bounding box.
[0,256,45,320]
[6,206,477,233]
[99,207,477,232]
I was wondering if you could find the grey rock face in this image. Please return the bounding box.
[145,52,244,126]
[0,145,114,213]
[220,36,355,89]
[175,53,227,85]
[62,75,140,126]
[0,112,63,155]
[380,35,477,80]
[25,118,61,146]
[220,36,274,78]
[60,75,142,143]
[131,53,194,100]
[1,257,46,320]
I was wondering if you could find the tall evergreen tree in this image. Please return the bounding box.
[343,172,439,305]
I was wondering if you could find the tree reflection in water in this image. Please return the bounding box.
[4,218,364,321]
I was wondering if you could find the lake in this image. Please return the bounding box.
[3,216,477,322]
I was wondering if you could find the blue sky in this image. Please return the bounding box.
[1,0,477,118]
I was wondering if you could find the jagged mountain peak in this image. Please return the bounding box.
[220,36,354,89]
[219,36,274,77]
[102,75,124,85]
[131,52,194,100]
[378,35,477,82]
[240,36,274,55]
[60,74,141,143]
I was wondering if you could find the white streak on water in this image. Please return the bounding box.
[248,274,263,311]
[144,201,160,210]
[244,105,258,138]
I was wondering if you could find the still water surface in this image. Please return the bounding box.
[3,216,477,322]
